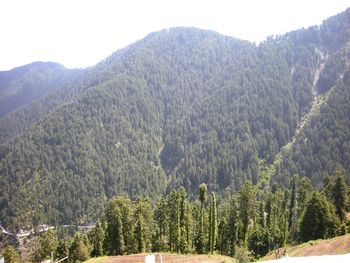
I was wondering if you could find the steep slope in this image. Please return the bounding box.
[0,8,349,230]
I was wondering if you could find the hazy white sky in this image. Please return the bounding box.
[0,0,349,70]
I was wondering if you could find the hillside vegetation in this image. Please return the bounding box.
[0,8,350,230]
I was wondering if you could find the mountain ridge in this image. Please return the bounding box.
[0,8,350,229]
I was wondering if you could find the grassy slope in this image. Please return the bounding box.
[84,253,235,263]
[260,234,350,261]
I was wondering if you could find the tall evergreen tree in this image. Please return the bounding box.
[34,230,58,262]
[133,198,154,253]
[89,222,104,257]
[208,192,218,253]
[154,197,169,251]
[288,177,298,230]
[69,233,91,263]
[168,189,180,252]
[228,197,239,256]
[239,181,256,246]
[195,183,207,253]
[332,170,348,222]
[297,177,312,216]
[103,201,125,255]
[300,191,338,242]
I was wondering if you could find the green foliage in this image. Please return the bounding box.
[331,170,348,222]
[0,62,80,119]
[133,198,154,253]
[196,183,208,254]
[3,246,20,263]
[33,230,58,262]
[55,240,69,261]
[208,192,218,253]
[9,175,350,262]
[69,233,91,263]
[299,191,339,242]
[248,224,269,259]
[88,222,104,257]
[103,199,125,255]
[0,9,350,238]
[239,181,256,245]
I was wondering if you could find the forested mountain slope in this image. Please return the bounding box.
[0,62,82,143]
[0,8,349,229]
[0,62,81,117]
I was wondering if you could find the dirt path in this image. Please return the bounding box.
[85,253,234,263]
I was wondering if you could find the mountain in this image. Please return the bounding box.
[0,62,82,144]
[0,62,81,117]
[0,8,349,230]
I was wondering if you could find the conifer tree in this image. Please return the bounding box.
[196,183,207,253]
[300,191,335,242]
[228,197,239,256]
[89,222,104,257]
[103,201,124,255]
[239,181,256,246]
[168,189,180,252]
[332,170,348,222]
[288,177,297,230]
[154,197,169,251]
[133,198,154,253]
[69,233,91,262]
[208,192,217,253]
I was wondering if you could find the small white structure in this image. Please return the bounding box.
[145,253,155,263]
[0,256,4,263]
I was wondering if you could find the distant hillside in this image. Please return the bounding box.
[0,8,350,229]
[0,62,81,117]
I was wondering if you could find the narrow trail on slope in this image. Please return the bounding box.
[258,50,331,187]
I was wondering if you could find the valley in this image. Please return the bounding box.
[0,6,350,263]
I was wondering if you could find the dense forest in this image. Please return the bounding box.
[0,8,350,232]
[2,172,349,262]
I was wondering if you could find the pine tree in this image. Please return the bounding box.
[208,192,217,253]
[135,213,145,253]
[114,197,134,253]
[69,233,91,262]
[154,197,169,251]
[133,198,154,253]
[103,201,125,255]
[34,230,58,262]
[300,192,336,242]
[228,197,239,256]
[89,222,104,257]
[196,183,207,253]
[248,224,269,259]
[332,170,348,222]
[297,177,312,216]
[168,189,180,252]
[288,177,297,230]
[239,181,256,246]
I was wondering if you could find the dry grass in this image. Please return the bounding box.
[260,234,350,261]
[84,253,235,263]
